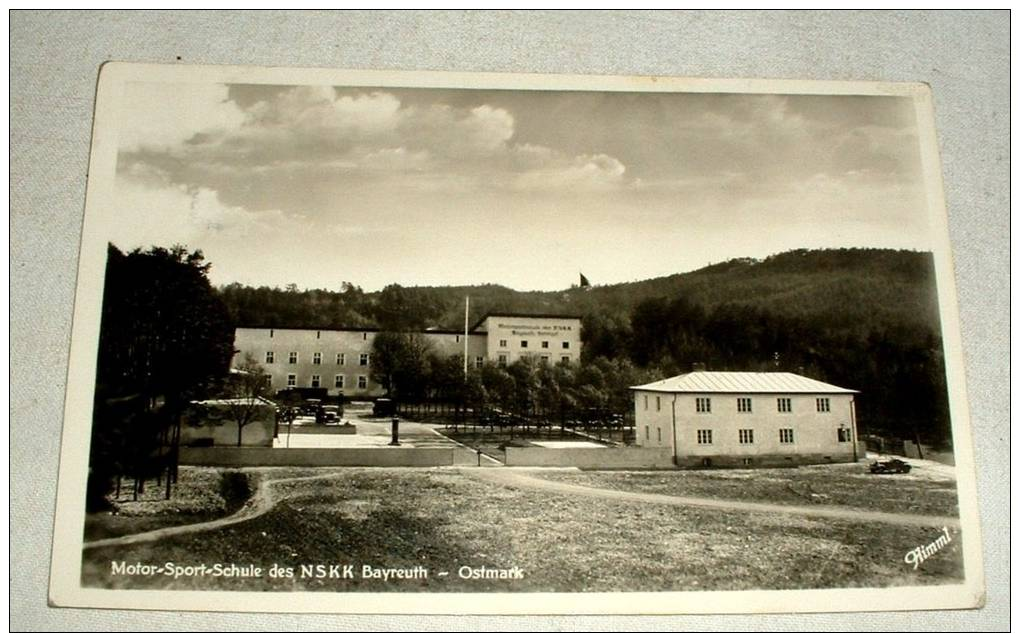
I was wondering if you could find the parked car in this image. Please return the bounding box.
[373,398,396,417]
[321,404,342,422]
[870,458,912,474]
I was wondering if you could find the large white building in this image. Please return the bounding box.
[233,312,582,398]
[631,371,860,467]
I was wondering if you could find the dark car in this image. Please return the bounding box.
[870,458,912,474]
[373,398,396,417]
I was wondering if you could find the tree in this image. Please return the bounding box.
[370,331,433,402]
[88,244,234,509]
[222,353,272,446]
[372,284,444,331]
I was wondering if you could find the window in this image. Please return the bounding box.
[337,353,345,365]
[316,330,320,339]
[357,375,367,389]
[560,355,570,364]
[456,335,460,342]
[541,340,549,349]
[739,429,754,444]
[779,428,795,444]
[362,332,367,340]
[816,397,830,412]
[562,341,570,349]
[540,355,549,364]
[288,352,298,364]
[696,397,712,413]
[521,340,528,348]
[777,397,792,413]
[499,339,507,348]
[310,375,321,388]
[656,427,662,443]
[270,329,274,338]
[475,356,484,368]
[498,354,507,367]
[645,426,650,440]
[313,352,322,365]
[334,374,344,389]
[359,353,370,366]
[287,374,296,387]
[265,351,274,364]
[655,396,661,412]
[697,429,712,444]
[643,395,648,411]
[737,397,752,413]
[837,428,852,443]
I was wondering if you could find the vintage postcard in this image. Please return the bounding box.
[49,62,984,614]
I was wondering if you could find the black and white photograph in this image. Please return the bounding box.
[48,63,983,614]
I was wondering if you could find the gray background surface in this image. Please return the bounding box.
[10,10,1009,631]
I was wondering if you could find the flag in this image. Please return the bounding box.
[579,272,590,288]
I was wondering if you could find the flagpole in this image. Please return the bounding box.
[463,295,469,379]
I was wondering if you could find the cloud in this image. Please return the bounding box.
[119,82,246,152]
[118,85,632,202]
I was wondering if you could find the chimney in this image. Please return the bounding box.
[692,362,706,372]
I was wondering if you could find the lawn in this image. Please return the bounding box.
[526,465,960,516]
[81,467,964,592]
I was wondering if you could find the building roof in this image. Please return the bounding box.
[469,311,582,332]
[191,397,277,407]
[630,371,858,394]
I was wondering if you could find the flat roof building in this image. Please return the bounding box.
[631,371,860,467]
[233,312,582,398]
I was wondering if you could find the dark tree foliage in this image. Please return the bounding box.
[369,331,433,402]
[371,284,445,332]
[87,244,235,510]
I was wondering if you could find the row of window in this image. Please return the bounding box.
[281,374,369,389]
[496,354,571,367]
[265,351,371,367]
[643,395,833,414]
[680,427,851,445]
[498,339,571,350]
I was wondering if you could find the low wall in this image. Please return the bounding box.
[179,447,455,467]
[504,447,674,469]
[675,452,858,468]
[180,418,276,447]
[279,424,357,435]
[903,441,956,465]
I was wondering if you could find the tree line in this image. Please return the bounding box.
[369,331,659,431]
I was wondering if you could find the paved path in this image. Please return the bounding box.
[463,468,961,529]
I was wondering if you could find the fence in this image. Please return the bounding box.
[503,446,673,469]
[179,447,456,467]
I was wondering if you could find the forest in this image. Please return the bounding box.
[216,248,951,445]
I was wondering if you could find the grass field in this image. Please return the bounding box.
[81,466,964,592]
[527,465,960,516]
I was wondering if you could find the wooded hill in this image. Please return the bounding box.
[217,248,951,445]
[219,248,942,340]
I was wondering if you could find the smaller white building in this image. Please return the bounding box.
[631,371,860,467]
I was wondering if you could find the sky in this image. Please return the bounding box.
[110,81,932,292]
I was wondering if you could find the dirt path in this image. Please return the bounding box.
[465,468,961,529]
[83,471,347,550]
[85,465,958,550]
